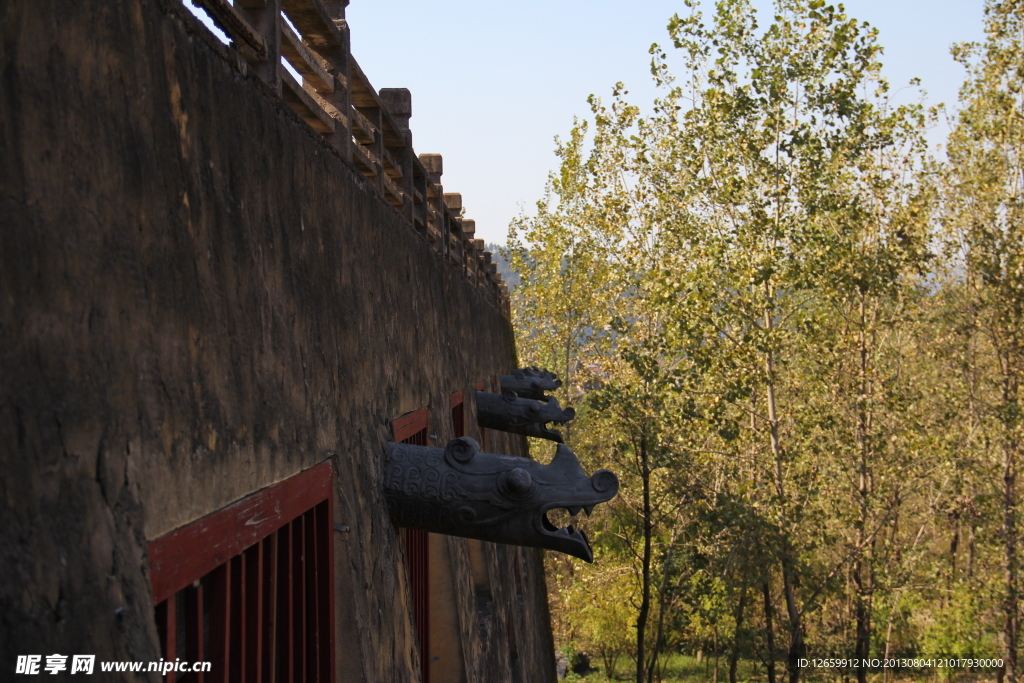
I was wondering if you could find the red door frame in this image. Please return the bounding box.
[149,461,335,682]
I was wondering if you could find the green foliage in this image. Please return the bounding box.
[563,568,638,678]
[916,585,1000,663]
[511,0,1024,681]
[940,0,1024,676]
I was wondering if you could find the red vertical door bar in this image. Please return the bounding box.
[304,510,319,681]
[315,499,335,683]
[394,408,431,683]
[228,555,246,683]
[243,543,263,682]
[403,528,430,683]
[261,532,278,680]
[184,582,205,683]
[208,562,231,683]
[292,515,306,683]
[276,521,294,683]
[155,598,177,683]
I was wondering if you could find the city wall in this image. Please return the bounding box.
[0,0,554,679]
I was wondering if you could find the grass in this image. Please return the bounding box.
[569,654,767,683]
[567,655,1000,683]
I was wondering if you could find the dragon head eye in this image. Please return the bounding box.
[506,467,533,495]
[526,402,541,416]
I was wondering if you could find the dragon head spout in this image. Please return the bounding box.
[475,390,576,442]
[500,367,563,402]
[385,437,618,562]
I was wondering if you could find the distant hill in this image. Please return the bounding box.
[485,243,520,291]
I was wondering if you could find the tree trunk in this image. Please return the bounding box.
[1003,405,1018,683]
[763,298,804,683]
[763,581,778,683]
[853,559,870,683]
[766,369,804,683]
[647,543,675,683]
[853,294,874,683]
[968,519,977,581]
[730,585,748,683]
[714,626,720,683]
[883,606,895,683]
[946,513,960,607]
[636,429,653,683]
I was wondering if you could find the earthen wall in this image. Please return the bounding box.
[0,1,554,680]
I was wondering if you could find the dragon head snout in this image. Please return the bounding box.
[535,463,619,562]
[385,439,619,563]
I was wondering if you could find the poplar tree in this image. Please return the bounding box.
[510,1,936,681]
[642,2,931,680]
[944,2,1024,678]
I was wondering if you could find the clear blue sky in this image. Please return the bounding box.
[344,1,985,246]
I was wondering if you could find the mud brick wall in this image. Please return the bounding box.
[0,1,555,680]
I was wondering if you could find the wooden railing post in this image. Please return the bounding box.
[419,153,443,250]
[280,0,351,156]
[371,107,385,192]
[412,158,429,237]
[380,88,414,223]
[237,0,282,93]
[461,219,476,283]
[317,1,353,161]
[444,193,464,267]
[473,239,486,291]
[443,193,462,220]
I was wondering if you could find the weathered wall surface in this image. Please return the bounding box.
[0,1,555,680]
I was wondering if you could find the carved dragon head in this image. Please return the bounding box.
[475,390,576,442]
[385,437,619,562]
[500,367,563,402]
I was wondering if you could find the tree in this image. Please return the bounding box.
[639,2,932,680]
[943,2,1024,678]
[505,2,1019,682]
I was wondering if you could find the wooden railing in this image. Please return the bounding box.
[181,0,510,315]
